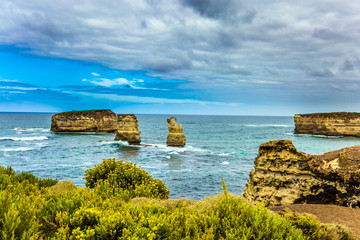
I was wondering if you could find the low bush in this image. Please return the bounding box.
[84,158,170,200]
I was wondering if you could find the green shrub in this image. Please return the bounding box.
[84,158,170,200]
[0,163,356,239]
[0,165,58,190]
[278,209,355,240]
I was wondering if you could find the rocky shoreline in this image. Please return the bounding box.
[242,140,360,207]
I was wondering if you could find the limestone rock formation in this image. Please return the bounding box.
[242,140,360,207]
[51,110,117,132]
[167,117,186,147]
[114,114,141,145]
[294,112,360,137]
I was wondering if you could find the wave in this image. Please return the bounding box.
[290,133,344,138]
[244,124,292,127]
[221,161,230,165]
[218,153,230,156]
[1,147,34,152]
[14,127,47,132]
[0,136,48,141]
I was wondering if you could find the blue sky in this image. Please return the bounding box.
[0,0,359,115]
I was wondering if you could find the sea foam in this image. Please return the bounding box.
[0,136,48,141]
[1,147,34,152]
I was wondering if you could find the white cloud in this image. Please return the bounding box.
[83,77,130,87]
[75,91,239,106]
[0,86,38,91]
[0,79,19,83]
[0,0,359,107]
[91,72,100,76]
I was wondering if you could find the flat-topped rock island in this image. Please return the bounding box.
[294,112,360,137]
[51,110,118,133]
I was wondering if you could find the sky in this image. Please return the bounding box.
[0,0,359,116]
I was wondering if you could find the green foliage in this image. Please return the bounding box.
[84,158,170,200]
[0,163,355,239]
[278,209,355,240]
[0,165,58,190]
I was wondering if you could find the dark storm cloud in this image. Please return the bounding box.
[181,0,256,23]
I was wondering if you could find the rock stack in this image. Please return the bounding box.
[242,140,360,207]
[114,114,141,145]
[50,110,117,132]
[167,117,186,147]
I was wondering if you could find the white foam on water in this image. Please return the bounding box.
[165,156,171,159]
[218,153,230,156]
[0,136,48,141]
[221,161,230,165]
[1,147,34,152]
[293,133,344,138]
[14,128,45,132]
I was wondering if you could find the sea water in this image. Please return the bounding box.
[1,113,359,200]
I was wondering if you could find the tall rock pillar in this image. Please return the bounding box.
[114,114,141,145]
[167,117,186,147]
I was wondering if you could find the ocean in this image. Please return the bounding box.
[1,113,359,200]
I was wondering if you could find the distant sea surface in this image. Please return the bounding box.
[1,113,359,200]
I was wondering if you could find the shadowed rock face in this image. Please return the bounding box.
[50,110,117,132]
[294,112,360,137]
[167,117,186,147]
[242,140,360,207]
[114,114,141,145]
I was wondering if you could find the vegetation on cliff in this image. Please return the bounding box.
[0,161,354,239]
[296,112,360,119]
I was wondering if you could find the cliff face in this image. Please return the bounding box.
[114,114,141,145]
[242,140,360,207]
[294,112,360,137]
[51,110,117,132]
[167,117,186,147]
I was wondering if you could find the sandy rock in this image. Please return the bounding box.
[50,110,118,133]
[166,117,186,147]
[114,114,141,145]
[294,112,360,137]
[242,140,360,207]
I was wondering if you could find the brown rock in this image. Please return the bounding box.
[50,110,117,132]
[167,117,186,147]
[242,140,360,207]
[114,114,141,145]
[294,112,360,137]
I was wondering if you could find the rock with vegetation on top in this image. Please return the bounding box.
[294,112,360,137]
[167,117,186,147]
[50,110,117,132]
[114,114,141,145]
[242,140,360,207]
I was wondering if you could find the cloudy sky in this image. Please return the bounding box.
[0,0,359,115]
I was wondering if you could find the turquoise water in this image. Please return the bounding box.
[1,113,359,200]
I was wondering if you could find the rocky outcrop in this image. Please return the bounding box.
[167,117,186,147]
[51,110,117,132]
[294,112,360,137]
[242,140,360,207]
[114,114,141,145]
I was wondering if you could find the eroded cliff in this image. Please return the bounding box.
[242,140,360,207]
[114,114,141,145]
[294,112,360,137]
[51,110,117,132]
